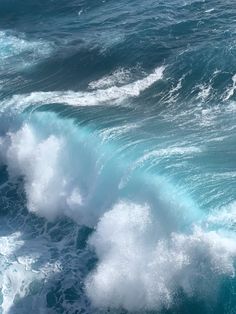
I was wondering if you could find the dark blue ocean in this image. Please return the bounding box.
[0,0,236,313]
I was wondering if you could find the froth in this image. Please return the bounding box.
[0,66,165,113]
[86,202,236,311]
[89,68,132,89]
[1,110,236,312]
[1,124,82,221]
[224,74,236,101]
[0,30,53,71]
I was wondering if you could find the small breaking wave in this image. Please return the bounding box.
[0,66,165,113]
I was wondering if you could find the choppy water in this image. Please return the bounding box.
[0,0,236,313]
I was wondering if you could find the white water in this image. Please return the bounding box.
[0,66,164,113]
[86,202,236,311]
[1,110,236,312]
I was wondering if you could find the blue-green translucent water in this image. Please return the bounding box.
[0,1,236,313]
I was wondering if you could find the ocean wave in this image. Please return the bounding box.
[0,104,235,312]
[1,1,236,311]
[0,66,164,113]
[0,109,198,226]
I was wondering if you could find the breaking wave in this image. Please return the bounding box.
[0,66,164,113]
[0,105,236,312]
[1,1,236,313]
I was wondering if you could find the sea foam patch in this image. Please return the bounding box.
[89,68,132,89]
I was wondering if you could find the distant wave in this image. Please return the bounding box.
[0,66,164,112]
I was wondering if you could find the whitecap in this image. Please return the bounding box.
[0,66,165,113]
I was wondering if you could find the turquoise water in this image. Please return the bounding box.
[0,1,236,313]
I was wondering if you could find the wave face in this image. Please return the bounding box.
[0,1,236,313]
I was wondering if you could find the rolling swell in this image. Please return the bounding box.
[0,0,236,313]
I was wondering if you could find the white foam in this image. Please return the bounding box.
[224,74,236,101]
[0,66,164,112]
[1,262,40,313]
[0,110,199,229]
[163,73,187,103]
[89,68,132,89]
[0,30,53,71]
[196,84,212,100]
[1,107,235,312]
[205,8,215,13]
[1,124,76,221]
[0,230,62,313]
[86,201,236,311]
[0,232,23,257]
[0,232,37,313]
[0,117,105,225]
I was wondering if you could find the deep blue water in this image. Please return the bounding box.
[0,0,236,313]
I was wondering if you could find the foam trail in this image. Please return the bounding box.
[224,74,236,101]
[0,66,164,112]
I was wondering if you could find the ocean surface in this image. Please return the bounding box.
[0,0,236,313]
